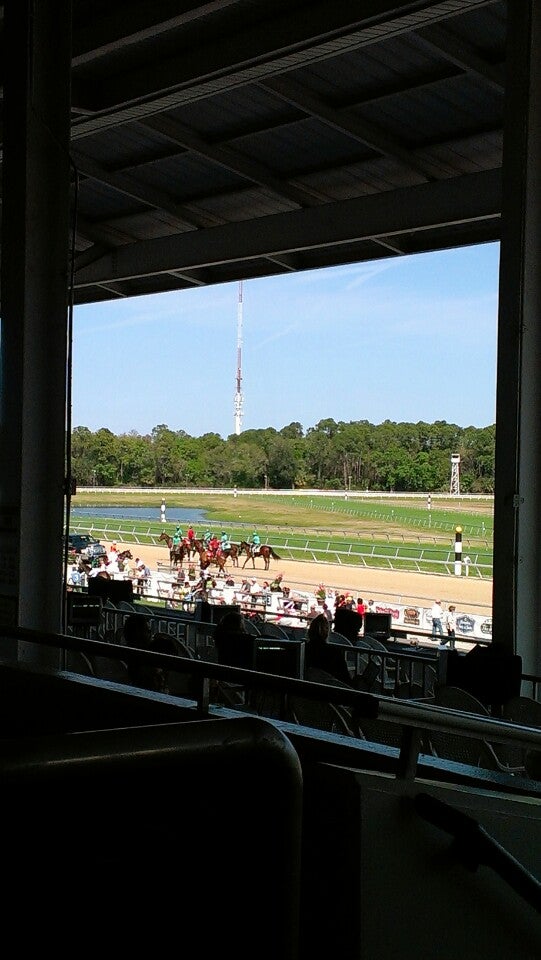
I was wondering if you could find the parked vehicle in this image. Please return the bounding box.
[67,533,98,554]
[81,541,108,562]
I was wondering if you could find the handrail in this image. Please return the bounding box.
[7,625,541,765]
[414,792,541,914]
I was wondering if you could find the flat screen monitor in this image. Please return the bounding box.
[363,612,392,640]
[252,639,305,679]
[87,577,134,603]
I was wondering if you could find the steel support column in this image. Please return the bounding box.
[493,1,541,676]
[0,1,72,636]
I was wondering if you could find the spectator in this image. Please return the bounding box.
[106,555,120,576]
[250,577,262,606]
[305,614,352,686]
[356,597,366,628]
[430,600,444,640]
[68,564,82,590]
[321,602,333,625]
[135,558,151,595]
[107,541,119,563]
[88,556,108,577]
[442,604,457,649]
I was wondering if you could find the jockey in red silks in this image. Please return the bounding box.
[187,526,195,542]
[209,535,220,557]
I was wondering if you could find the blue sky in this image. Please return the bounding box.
[73,242,499,439]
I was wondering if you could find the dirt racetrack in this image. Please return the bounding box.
[108,539,492,616]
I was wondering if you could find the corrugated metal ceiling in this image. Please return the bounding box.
[4,0,508,303]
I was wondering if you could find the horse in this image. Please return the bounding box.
[240,541,281,571]
[189,538,204,559]
[220,543,240,567]
[77,558,110,579]
[158,531,187,567]
[192,541,228,574]
[116,548,132,571]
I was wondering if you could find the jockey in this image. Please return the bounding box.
[203,529,212,547]
[209,534,220,556]
[220,531,231,552]
[251,531,261,555]
[172,525,182,548]
[187,525,195,542]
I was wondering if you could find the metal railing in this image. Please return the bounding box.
[6,623,541,794]
[69,519,493,578]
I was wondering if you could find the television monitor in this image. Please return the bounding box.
[363,612,392,641]
[252,639,305,679]
[87,577,134,603]
[333,607,363,642]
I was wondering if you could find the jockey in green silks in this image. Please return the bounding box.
[251,531,261,555]
[220,531,231,552]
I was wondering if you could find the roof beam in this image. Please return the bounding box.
[74,168,501,287]
[259,75,444,180]
[141,113,329,206]
[70,147,224,228]
[71,0,494,137]
[415,23,505,91]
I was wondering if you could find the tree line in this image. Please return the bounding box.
[71,419,495,493]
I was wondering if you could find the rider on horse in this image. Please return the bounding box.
[208,534,220,557]
[172,525,182,549]
[220,530,231,552]
[203,529,212,547]
[187,525,195,543]
[251,530,261,555]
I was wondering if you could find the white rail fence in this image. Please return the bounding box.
[70,520,492,580]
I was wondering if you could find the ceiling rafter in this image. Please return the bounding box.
[415,23,505,91]
[70,0,493,139]
[74,168,501,288]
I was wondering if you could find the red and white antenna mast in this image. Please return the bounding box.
[234,280,244,435]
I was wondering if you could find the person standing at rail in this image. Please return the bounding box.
[430,600,444,641]
[441,605,457,649]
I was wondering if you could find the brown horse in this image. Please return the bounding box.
[221,543,240,567]
[158,531,187,567]
[192,541,228,574]
[117,548,132,571]
[191,539,239,567]
[77,558,110,579]
[240,541,281,571]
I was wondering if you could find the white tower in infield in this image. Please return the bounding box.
[450,453,461,496]
[234,280,244,435]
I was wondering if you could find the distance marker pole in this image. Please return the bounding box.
[454,525,462,576]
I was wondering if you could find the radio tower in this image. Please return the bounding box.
[234,280,244,435]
